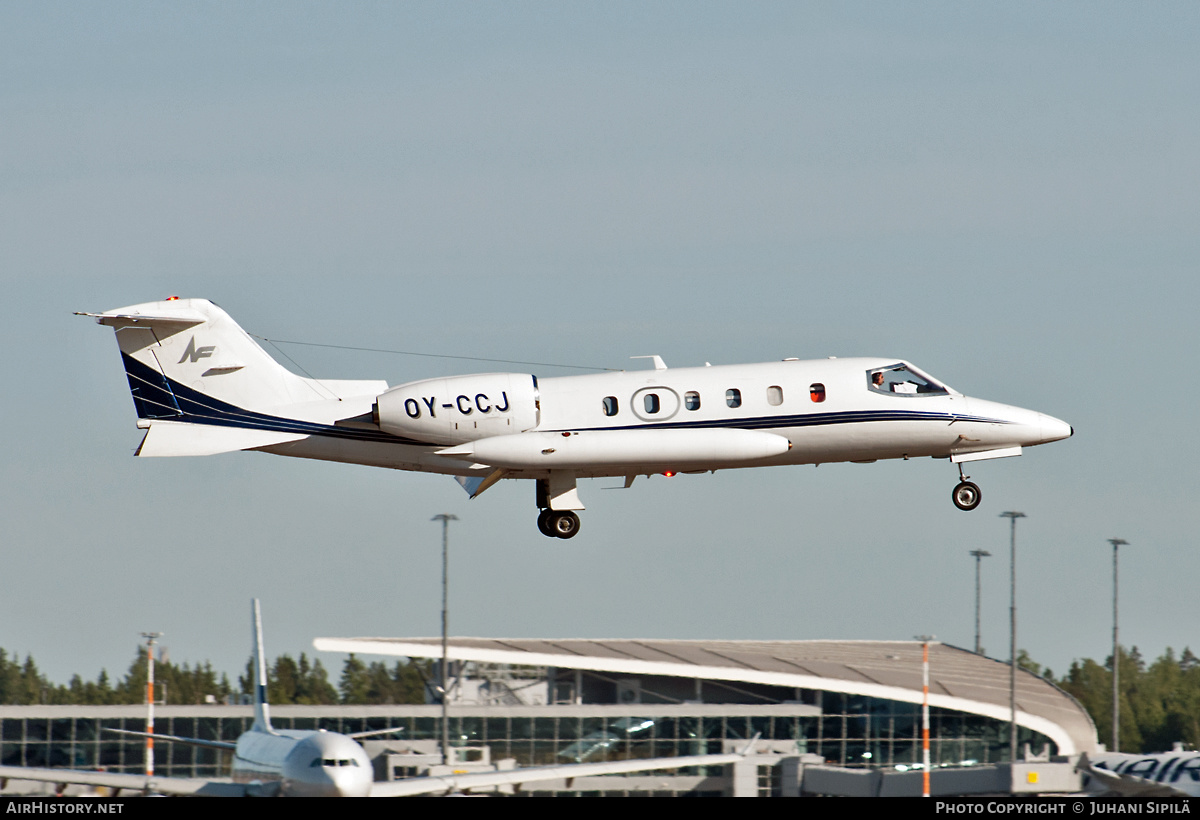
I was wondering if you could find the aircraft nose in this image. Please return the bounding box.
[1038,413,1073,444]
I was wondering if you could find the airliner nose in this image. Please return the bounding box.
[1038,413,1073,444]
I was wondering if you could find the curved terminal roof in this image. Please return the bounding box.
[312,637,1097,756]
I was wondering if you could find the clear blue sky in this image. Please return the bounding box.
[2,2,1197,687]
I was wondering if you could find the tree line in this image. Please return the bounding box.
[0,647,430,707]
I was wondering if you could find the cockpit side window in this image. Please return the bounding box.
[867,364,948,396]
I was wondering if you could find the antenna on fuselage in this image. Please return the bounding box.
[630,355,668,370]
[251,599,273,733]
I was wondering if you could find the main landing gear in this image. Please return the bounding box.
[951,464,982,511]
[538,509,581,539]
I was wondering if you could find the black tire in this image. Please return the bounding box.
[552,511,581,539]
[952,481,982,511]
[537,509,556,537]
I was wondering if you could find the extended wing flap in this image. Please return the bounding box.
[135,421,308,457]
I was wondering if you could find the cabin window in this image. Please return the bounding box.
[766,385,783,406]
[726,388,742,408]
[685,391,701,411]
[644,393,661,414]
[867,364,949,396]
[810,383,826,403]
[602,396,619,416]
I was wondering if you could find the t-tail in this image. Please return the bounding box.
[79,298,387,457]
[251,599,273,734]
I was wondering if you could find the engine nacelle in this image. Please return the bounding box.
[375,373,539,445]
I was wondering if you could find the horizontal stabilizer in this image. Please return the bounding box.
[136,422,307,457]
[77,308,207,328]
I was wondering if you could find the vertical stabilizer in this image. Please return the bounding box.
[251,599,273,733]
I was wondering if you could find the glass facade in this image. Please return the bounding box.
[0,698,1058,780]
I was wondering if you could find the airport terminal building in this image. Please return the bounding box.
[1,640,1097,796]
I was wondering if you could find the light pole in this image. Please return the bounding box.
[1109,537,1128,753]
[969,549,992,654]
[999,511,1025,764]
[140,631,162,776]
[915,635,936,798]
[431,513,458,766]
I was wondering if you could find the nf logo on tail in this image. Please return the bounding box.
[178,336,216,364]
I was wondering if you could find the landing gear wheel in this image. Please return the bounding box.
[952,481,982,511]
[551,511,581,539]
[537,509,556,537]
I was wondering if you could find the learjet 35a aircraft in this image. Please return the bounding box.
[80,298,1072,538]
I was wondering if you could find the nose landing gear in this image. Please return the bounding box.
[951,464,982,511]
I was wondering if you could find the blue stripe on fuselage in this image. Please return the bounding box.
[121,353,432,446]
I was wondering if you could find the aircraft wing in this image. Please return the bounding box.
[1075,753,1190,798]
[0,765,245,797]
[104,727,237,750]
[367,752,743,797]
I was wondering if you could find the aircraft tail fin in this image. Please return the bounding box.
[251,599,273,733]
[81,298,388,453]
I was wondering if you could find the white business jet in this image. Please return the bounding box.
[80,298,1071,538]
[0,600,747,797]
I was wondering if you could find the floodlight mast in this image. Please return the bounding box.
[1108,537,1129,752]
[998,511,1025,765]
[431,514,459,767]
[969,549,992,654]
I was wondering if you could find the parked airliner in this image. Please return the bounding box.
[80,298,1072,538]
[0,601,748,797]
[0,601,379,796]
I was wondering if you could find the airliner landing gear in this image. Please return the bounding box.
[950,462,982,511]
[537,509,581,539]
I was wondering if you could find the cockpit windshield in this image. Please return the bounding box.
[867,363,949,396]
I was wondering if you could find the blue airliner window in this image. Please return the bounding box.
[726,389,741,408]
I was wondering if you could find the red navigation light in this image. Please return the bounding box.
[165,295,179,301]
[663,471,676,478]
